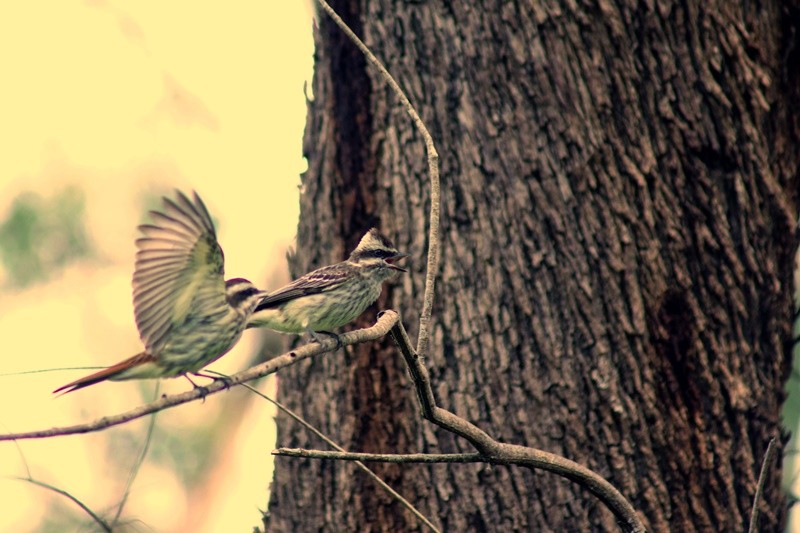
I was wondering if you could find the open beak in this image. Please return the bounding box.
[386,252,410,272]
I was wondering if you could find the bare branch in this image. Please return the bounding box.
[13,476,111,532]
[387,318,647,533]
[0,311,400,442]
[748,437,777,533]
[237,380,440,532]
[274,449,482,464]
[315,0,440,360]
[113,385,159,525]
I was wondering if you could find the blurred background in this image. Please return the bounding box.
[0,1,313,531]
[3,2,800,533]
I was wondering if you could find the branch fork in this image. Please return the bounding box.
[274,314,647,533]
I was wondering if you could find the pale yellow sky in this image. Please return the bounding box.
[0,1,314,531]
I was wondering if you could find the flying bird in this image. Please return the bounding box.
[54,191,267,394]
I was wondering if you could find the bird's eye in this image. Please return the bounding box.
[363,249,392,259]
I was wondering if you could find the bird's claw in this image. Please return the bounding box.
[194,384,210,402]
[213,375,234,391]
[310,330,342,350]
[184,372,230,401]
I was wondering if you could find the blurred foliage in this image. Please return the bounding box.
[37,502,95,533]
[784,348,800,437]
[149,421,216,487]
[0,187,92,289]
[782,257,800,504]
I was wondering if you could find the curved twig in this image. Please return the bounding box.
[0,311,400,442]
[405,318,645,532]
[234,380,439,533]
[271,316,645,532]
[315,0,440,360]
[13,477,111,532]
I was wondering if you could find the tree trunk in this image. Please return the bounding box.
[266,1,799,531]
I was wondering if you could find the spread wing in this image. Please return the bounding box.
[254,263,350,311]
[132,190,226,353]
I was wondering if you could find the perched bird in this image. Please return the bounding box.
[54,191,267,394]
[247,228,408,341]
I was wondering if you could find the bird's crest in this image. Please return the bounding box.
[349,228,400,261]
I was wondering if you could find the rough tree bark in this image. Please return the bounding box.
[265,1,799,531]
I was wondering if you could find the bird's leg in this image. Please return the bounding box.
[306,328,324,344]
[308,329,342,350]
[190,371,234,392]
[183,374,210,401]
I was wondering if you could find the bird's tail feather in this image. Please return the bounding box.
[53,352,156,394]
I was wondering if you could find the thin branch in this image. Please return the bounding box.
[233,379,439,533]
[0,366,103,378]
[386,318,646,533]
[1,421,33,478]
[13,476,111,532]
[113,384,160,525]
[315,0,440,360]
[748,437,777,533]
[4,422,111,529]
[0,311,400,442]
[274,449,482,464]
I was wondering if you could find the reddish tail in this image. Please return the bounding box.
[53,352,156,394]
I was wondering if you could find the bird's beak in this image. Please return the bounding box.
[386,252,410,272]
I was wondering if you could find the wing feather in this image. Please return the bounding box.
[255,264,350,310]
[138,303,174,333]
[136,248,191,261]
[132,190,226,352]
[138,225,191,241]
[133,268,181,285]
[133,261,185,276]
[147,211,200,238]
[135,237,193,252]
[133,259,186,272]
